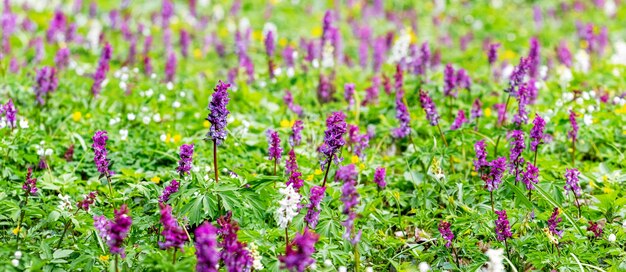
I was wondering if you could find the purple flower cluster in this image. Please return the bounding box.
[444,64,457,97]
[588,221,603,238]
[483,157,507,191]
[507,57,530,95]
[318,112,347,170]
[54,48,70,69]
[456,68,471,91]
[392,88,411,139]
[286,149,304,192]
[528,37,541,78]
[344,83,355,107]
[419,90,440,126]
[557,41,572,67]
[206,81,231,145]
[265,30,275,57]
[474,140,488,172]
[317,74,335,103]
[180,30,190,58]
[289,120,304,147]
[513,83,531,126]
[165,51,177,82]
[494,210,512,241]
[508,130,526,176]
[564,168,581,196]
[176,144,194,177]
[568,110,578,142]
[450,110,468,130]
[158,203,188,250]
[91,43,112,96]
[521,162,539,191]
[487,43,500,65]
[373,167,386,189]
[471,98,483,120]
[2,99,17,128]
[23,168,37,195]
[362,76,380,106]
[494,103,507,126]
[77,191,97,211]
[279,229,319,272]
[34,66,58,105]
[348,124,370,158]
[46,10,67,43]
[195,221,220,272]
[159,179,180,203]
[304,186,326,229]
[284,91,303,116]
[336,164,361,245]
[217,212,253,272]
[267,129,283,162]
[94,205,132,257]
[547,207,563,238]
[92,131,110,176]
[529,115,546,152]
[438,221,454,248]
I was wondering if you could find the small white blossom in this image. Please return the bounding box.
[323,259,333,267]
[387,28,411,64]
[172,101,181,108]
[338,266,347,272]
[153,113,161,123]
[320,42,335,68]
[247,243,264,270]
[166,82,174,90]
[583,114,593,126]
[160,134,167,142]
[14,251,22,259]
[483,248,505,272]
[12,259,19,267]
[158,94,166,102]
[608,233,616,243]
[142,116,151,125]
[127,113,136,121]
[19,118,29,129]
[419,262,431,272]
[274,184,301,229]
[145,89,154,97]
[574,50,590,73]
[120,129,128,141]
[58,194,73,211]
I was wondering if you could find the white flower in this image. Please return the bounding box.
[557,65,573,85]
[153,113,161,123]
[160,134,167,142]
[608,233,616,243]
[120,129,128,141]
[365,267,374,272]
[19,118,29,129]
[58,194,73,211]
[158,94,166,102]
[274,184,301,229]
[583,114,593,126]
[45,148,53,156]
[166,82,174,90]
[119,81,127,90]
[142,116,151,125]
[145,89,154,97]
[387,28,411,64]
[605,0,617,16]
[419,262,431,272]
[263,22,277,38]
[574,50,590,73]
[483,248,505,272]
[172,101,181,108]
[14,251,22,259]
[127,113,136,121]
[338,266,347,272]
[11,259,19,267]
[321,42,334,68]
[109,117,121,126]
[323,259,333,267]
[247,242,264,270]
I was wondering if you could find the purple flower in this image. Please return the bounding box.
[285,149,299,176]
[77,191,97,211]
[289,120,304,147]
[557,41,572,67]
[143,55,153,76]
[92,131,110,176]
[46,10,67,43]
[285,149,304,191]
[372,37,385,73]
[284,91,303,116]
[22,168,37,195]
[419,90,439,126]
[597,26,608,56]
[158,203,188,250]
[318,112,347,170]
[513,83,530,126]
[494,210,512,241]
[161,0,174,27]
[564,168,581,196]
[508,130,526,179]
[483,157,507,191]
[54,48,70,69]
[417,42,431,75]
[195,221,220,272]
[180,30,190,58]
[588,221,603,238]
[494,103,507,126]
[265,30,275,57]
[373,167,386,189]
[344,83,355,107]
[160,179,180,203]
[165,51,177,82]
[392,87,411,139]
[474,140,488,172]
[267,129,283,162]
[91,43,112,96]
[362,76,380,106]
[394,64,404,94]
[547,207,563,238]
[456,68,471,91]
[444,64,457,97]
[507,57,530,95]
[528,37,541,79]
[279,229,319,272]
[304,186,326,229]
[321,10,334,47]
[568,110,578,142]
[34,66,58,105]
[206,81,231,145]
[176,144,194,177]
[336,164,361,245]
[521,162,539,191]
[530,115,546,151]
[347,125,369,158]
[471,98,483,120]
[450,110,468,131]
[487,43,500,65]
[283,45,295,70]
[438,221,454,248]
[317,74,335,103]
[94,205,132,257]
[217,212,253,272]
[3,99,17,128]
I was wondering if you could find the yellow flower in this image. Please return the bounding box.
[470,171,477,177]
[359,163,365,170]
[589,180,596,188]
[252,173,257,177]
[165,133,172,143]
[12,227,20,235]
[615,104,626,114]
[280,119,292,128]
[311,26,322,37]
[151,176,161,184]
[72,111,82,122]
[580,40,588,49]
[193,48,202,59]
[172,134,182,143]
[306,174,314,181]
[203,120,210,128]
[602,186,613,194]
[314,169,323,175]
[350,155,359,164]
[278,38,287,47]
[99,255,110,262]
[252,30,263,42]
[602,175,608,183]
[502,50,517,61]
[484,108,492,117]
[85,113,92,119]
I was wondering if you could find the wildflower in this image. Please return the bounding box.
[557,41,572,67]
[3,99,17,128]
[484,157,507,191]
[507,57,530,95]
[289,120,304,147]
[46,10,67,42]
[450,110,468,130]
[275,184,301,229]
[344,83,355,107]
[318,111,347,170]
[564,168,581,196]
[521,162,539,191]
[373,167,386,189]
[64,145,74,162]
[528,37,541,78]
[279,229,319,272]
[438,221,454,248]
[284,91,303,116]
[180,30,190,58]
[487,43,500,65]
[484,248,505,272]
[248,242,264,270]
[588,221,603,238]
[372,37,385,73]
[473,140,488,172]
[161,0,174,27]
[304,186,326,229]
[54,48,70,69]
[493,103,507,126]
[23,168,37,195]
[165,51,177,82]
[347,124,369,158]
[547,207,563,238]
[285,149,299,175]
[265,30,275,77]
[336,164,361,245]
[456,68,471,91]
[94,205,132,257]
[444,64,457,97]
[194,221,219,272]
[317,74,335,103]
[267,129,283,163]
[392,87,411,139]
[513,83,530,126]
[568,110,578,142]
[160,179,179,203]
[91,43,112,96]
[419,90,440,126]
[92,131,110,176]
[77,191,97,211]
[176,144,194,177]
[508,130,525,177]
[494,210,512,241]
[362,76,380,106]
[217,211,254,271]
[158,203,188,250]
[206,81,231,145]
[529,114,546,152]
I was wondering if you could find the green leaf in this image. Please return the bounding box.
[503,181,534,209]
[53,249,74,259]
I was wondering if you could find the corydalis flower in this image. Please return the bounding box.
[267,129,282,162]
[444,64,457,97]
[507,57,530,95]
[159,179,179,203]
[92,131,110,176]
[494,103,507,126]
[530,115,546,152]
[275,184,301,229]
[158,203,188,250]
[438,221,454,248]
[528,37,541,78]
[206,81,231,145]
[284,91,303,116]
[568,110,578,142]
[392,88,411,139]
[289,120,303,147]
[450,110,468,130]
[471,98,483,120]
[483,157,507,191]
[344,83,355,107]
[456,68,471,91]
[494,210,512,241]
[318,112,347,170]
[547,207,563,238]
[304,186,326,229]
[564,168,581,196]
[195,221,219,272]
[508,130,526,176]
[279,229,319,272]
[373,167,386,189]
[54,48,70,69]
[77,191,97,211]
[336,164,361,245]
[165,51,177,82]
[23,168,37,195]
[487,43,500,65]
[91,43,112,96]
[474,140,488,172]
[176,144,194,177]
[347,124,370,158]
[94,205,132,257]
[588,221,603,238]
[521,162,539,191]
[2,99,16,128]
[34,66,58,105]
[285,150,304,192]
[557,41,572,67]
[419,90,439,126]
[217,212,254,271]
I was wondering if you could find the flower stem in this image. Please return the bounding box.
[571,140,576,166]
[490,191,495,213]
[15,195,28,250]
[284,226,289,250]
[353,243,360,272]
[213,139,219,183]
[504,239,512,268]
[274,158,277,176]
[115,254,119,272]
[172,248,177,264]
[452,245,460,268]
[572,190,582,218]
[56,220,71,249]
[321,155,333,188]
